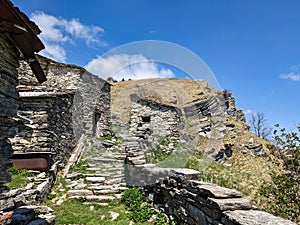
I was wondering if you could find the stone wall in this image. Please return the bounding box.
[130,99,181,140]
[11,92,76,167]
[0,163,57,225]
[13,56,111,168]
[18,55,110,138]
[0,28,20,186]
[0,163,58,211]
[95,82,111,136]
[123,98,182,165]
[125,164,296,225]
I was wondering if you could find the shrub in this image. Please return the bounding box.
[121,188,153,222]
[258,124,300,223]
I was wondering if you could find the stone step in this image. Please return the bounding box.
[70,195,116,202]
[126,151,145,157]
[113,154,127,160]
[105,177,124,185]
[85,158,118,163]
[88,185,114,190]
[86,162,125,168]
[93,189,122,195]
[86,176,106,183]
[86,166,124,173]
[67,182,87,189]
[86,173,112,177]
[87,184,128,191]
[112,174,125,179]
[67,189,93,197]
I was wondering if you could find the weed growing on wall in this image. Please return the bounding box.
[7,166,35,189]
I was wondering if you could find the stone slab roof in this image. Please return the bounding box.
[0,0,46,83]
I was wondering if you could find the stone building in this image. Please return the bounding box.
[0,0,46,188]
[10,55,110,168]
[129,97,182,140]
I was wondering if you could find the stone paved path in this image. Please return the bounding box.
[52,137,128,205]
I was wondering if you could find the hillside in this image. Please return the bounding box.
[110,78,279,200]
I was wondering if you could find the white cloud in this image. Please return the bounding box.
[85,54,175,80]
[42,43,66,62]
[244,109,253,115]
[290,64,300,72]
[279,73,300,81]
[279,64,300,81]
[30,11,105,62]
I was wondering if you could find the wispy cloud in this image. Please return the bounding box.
[279,73,300,81]
[149,30,158,35]
[279,64,300,81]
[85,54,174,80]
[30,11,105,62]
[244,109,253,115]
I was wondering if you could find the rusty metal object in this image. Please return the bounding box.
[12,152,53,171]
[0,211,13,225]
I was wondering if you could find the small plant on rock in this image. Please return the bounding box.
[7,166,35,189]
[121,187,153,222]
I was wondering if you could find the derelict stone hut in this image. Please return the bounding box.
[129,97,182,141]
[11,55,110,168]
[0,0,46,187]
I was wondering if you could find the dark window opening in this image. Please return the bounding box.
[142,116,151,123]
[95,113,101,124]
[93,112,101,135]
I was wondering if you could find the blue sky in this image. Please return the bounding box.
[12,0,300,131]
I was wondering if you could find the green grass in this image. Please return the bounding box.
[48,198,153,225]
[46,181,171,225]
[146,136,181,164]
[7,166,35,189]
[69,161,88,174]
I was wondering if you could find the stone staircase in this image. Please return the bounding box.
[52,137,128,205]
[124,136,147,165]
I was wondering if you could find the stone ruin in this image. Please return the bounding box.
[0,1,110,223]
[0,1,297,224]
[11,55,110,169]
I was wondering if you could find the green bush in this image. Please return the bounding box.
[258,124,300,223]
[129,204,153,222]
[121,188,153,222]
[121,187,144,211]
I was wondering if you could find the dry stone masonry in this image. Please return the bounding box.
[130,99,182,139]
[0,1,55,224]
[125,164,296,225]
[0,2,297,224]
[11,55,111,169]
[0,27,20,186]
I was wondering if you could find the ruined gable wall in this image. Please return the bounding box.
[130,100,181,140]
[18,56,110,138]
[0,29,20,186]
[15,56,111,166]
[72,71,110,138]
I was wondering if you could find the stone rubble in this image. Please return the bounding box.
[0,163,57,224]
